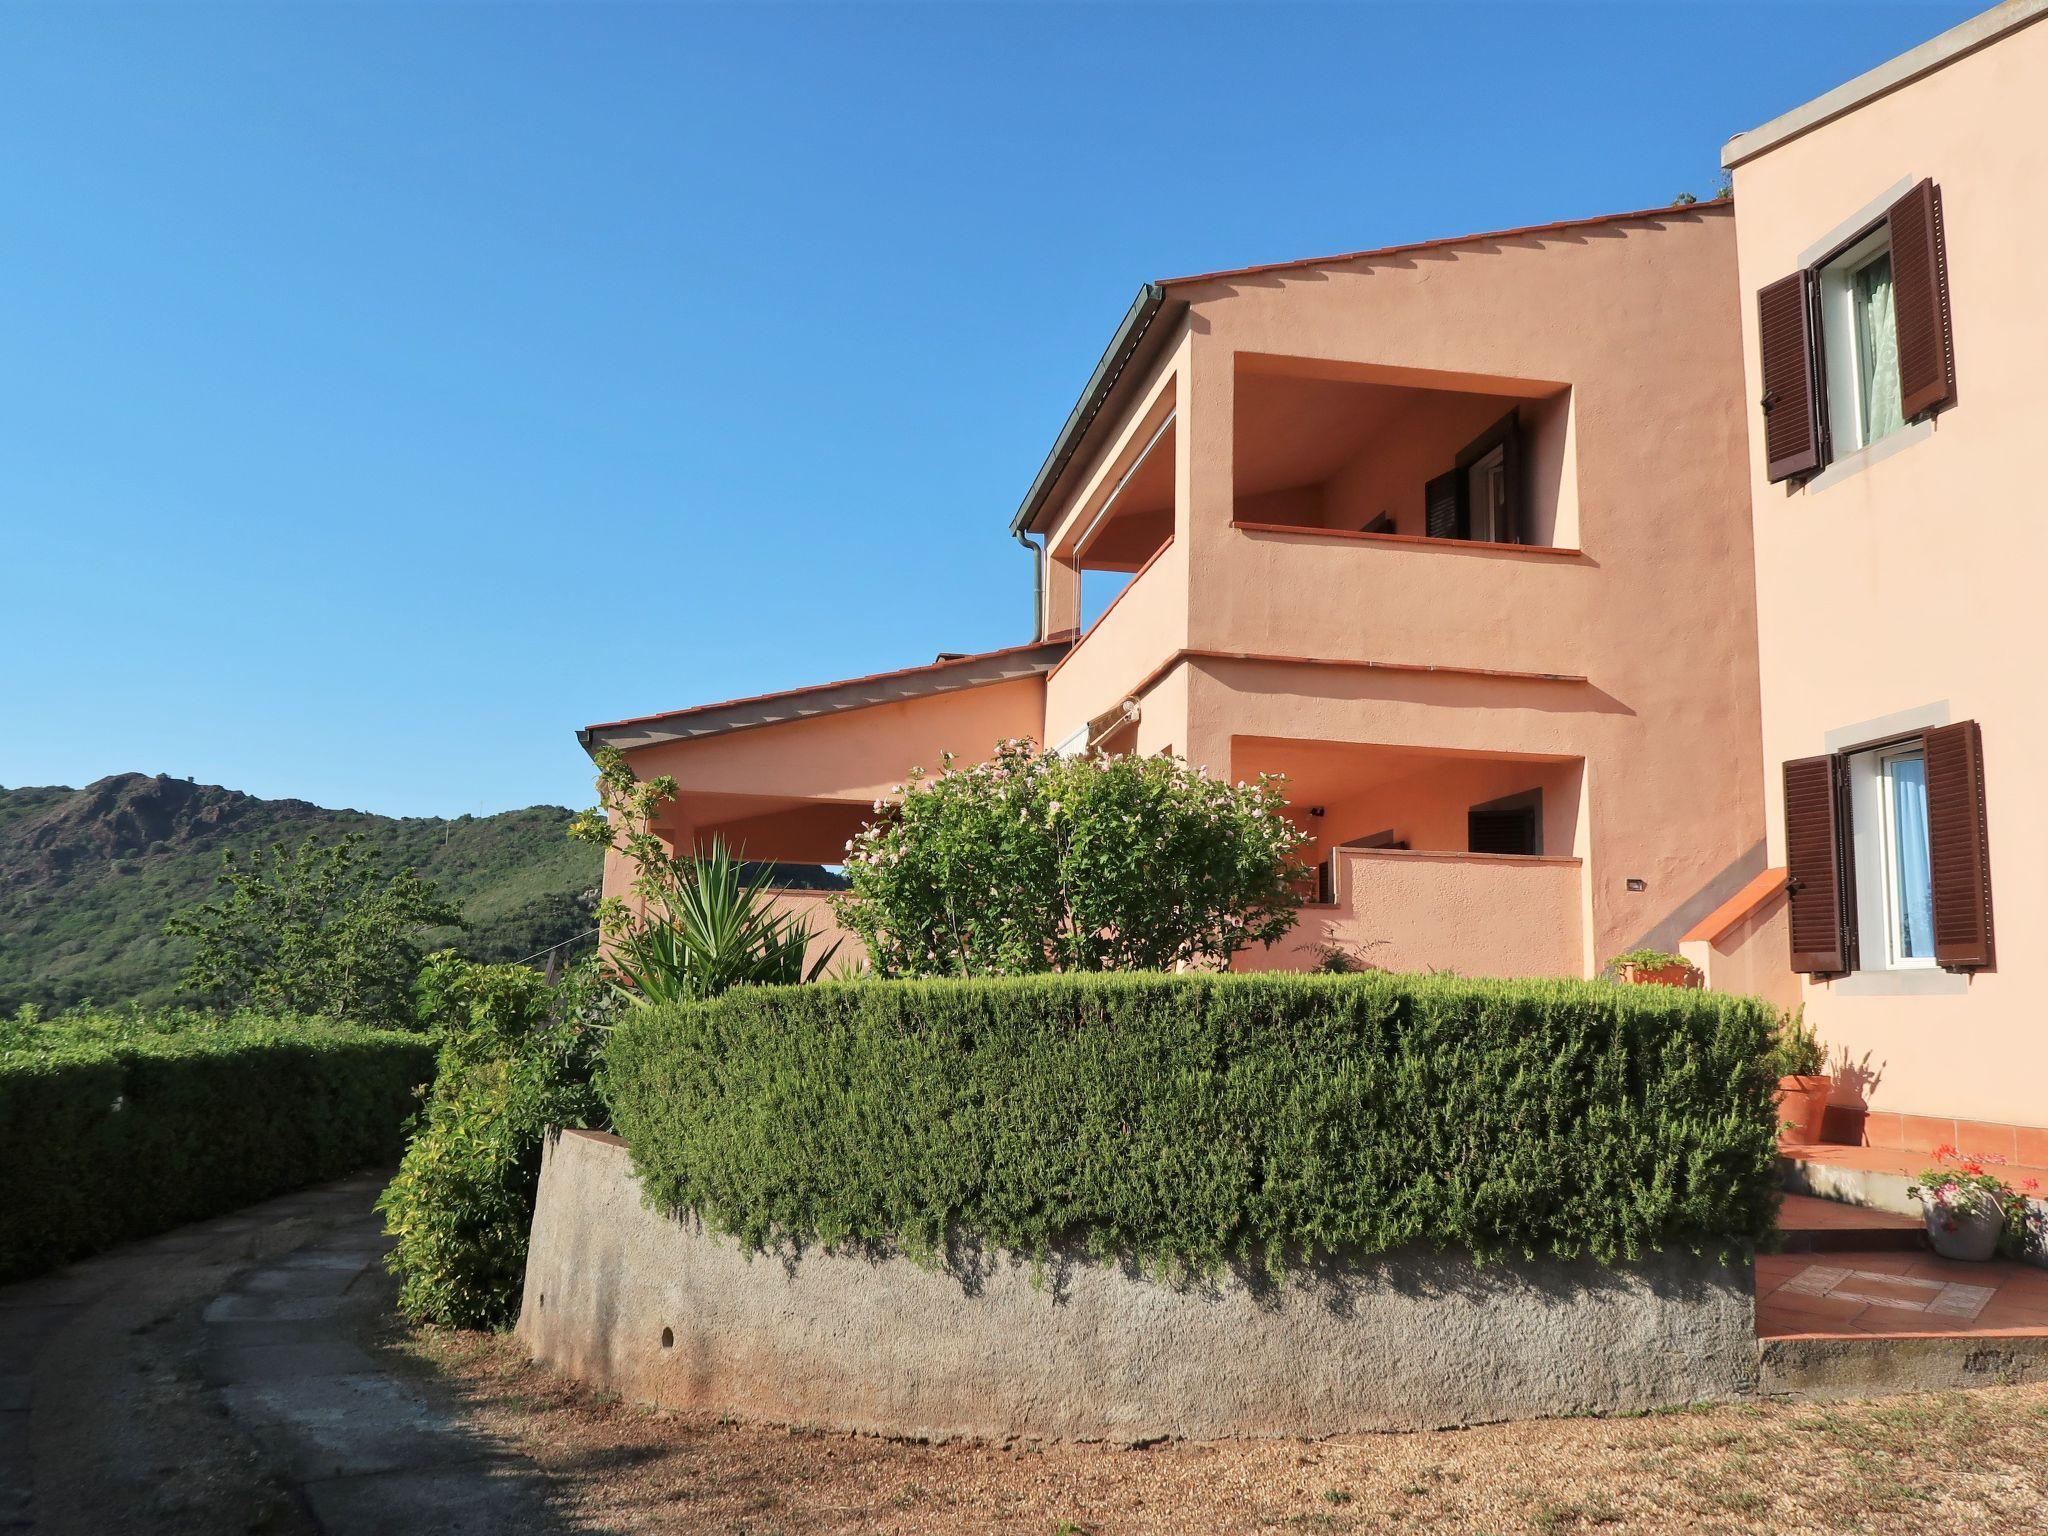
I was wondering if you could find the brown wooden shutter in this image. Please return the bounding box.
[1783,755,1850,973]
[1758,271,1824,482]
[1924,720,1994,970]
[1424,470,1462,539]
[1887,179,1957,421]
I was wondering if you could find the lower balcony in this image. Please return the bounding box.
[1238,845,1585,978]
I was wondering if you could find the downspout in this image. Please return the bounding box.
[1014,527,1044,641]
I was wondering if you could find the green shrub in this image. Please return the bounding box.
[377,954,609,1328]
[830,740,1308,975]
[0,1012,432,1281]
[604,972,1782,1278]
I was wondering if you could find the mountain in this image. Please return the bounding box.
[0,773,604,1013]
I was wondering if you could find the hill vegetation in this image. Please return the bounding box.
[0,773,603,1013]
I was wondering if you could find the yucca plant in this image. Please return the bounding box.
[606,840,839,1006]
[569,753,840,1006]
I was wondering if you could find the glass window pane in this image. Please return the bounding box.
[1887,751,1933,960]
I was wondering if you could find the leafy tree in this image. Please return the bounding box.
[831,738,1308,976]
[569,748,837,1003]
[163,833,461,1028]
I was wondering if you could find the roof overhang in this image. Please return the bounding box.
[1722,0,2047,170]
[1010,283,1188,538]
[579,638,1072,756]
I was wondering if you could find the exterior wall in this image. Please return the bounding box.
[1681,890,1802,1012]
[1728,14,2048,1126]
[1237,848,1583,978]
[519,1128,1759,1442]
[764,889,860,977]
[1028,208,1767,979]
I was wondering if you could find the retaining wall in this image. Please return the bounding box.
[517,1128,1758,1441]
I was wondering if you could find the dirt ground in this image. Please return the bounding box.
[393,1328,2048,1536]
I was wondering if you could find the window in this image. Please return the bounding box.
[1424,411,1522,544]
[1782,721,1994,977]
[1467,790,1540,856]
[1817,228,1905,454]
[1846,743,1934,970]
[1756,179,1956,484]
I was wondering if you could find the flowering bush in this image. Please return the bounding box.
[1907,1145,2042,1247]
[830,740,1308,976]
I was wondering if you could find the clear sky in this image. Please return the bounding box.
[0,1,1978,818]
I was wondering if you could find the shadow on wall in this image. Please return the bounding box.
[1619,840,1770,963]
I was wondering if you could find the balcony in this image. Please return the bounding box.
[1240,846,1585,978]
[1203,353,1592,678]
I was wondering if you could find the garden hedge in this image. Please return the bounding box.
[0,1022,433,1280]
[604,972,1783,1276]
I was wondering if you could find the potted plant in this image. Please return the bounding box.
[1907,1147,2042,1261]
[1767,1009,1832,1146]
[1603,948,1702,988]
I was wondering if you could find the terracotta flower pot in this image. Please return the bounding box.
[1923,1200,2004,1262]
[1621,962,1701,988]
[1774,1074,1833,1145]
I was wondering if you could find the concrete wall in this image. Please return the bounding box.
[519,1129,1758,1443]
[1728,12,2048,1127]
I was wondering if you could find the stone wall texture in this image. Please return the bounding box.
[517,1128,1759,1442]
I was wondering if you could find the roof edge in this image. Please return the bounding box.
[579,636,1072,755]
[1010,284,1185,537]
[1722,0,2048,170]
[1156,198,1731,289]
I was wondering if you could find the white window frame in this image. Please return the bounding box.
[1816,225,1898,457]
[1846,741,1936,972]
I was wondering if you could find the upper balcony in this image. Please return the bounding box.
[1193,353,1597,679]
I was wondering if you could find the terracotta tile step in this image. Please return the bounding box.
[1775,1192,1924,1253]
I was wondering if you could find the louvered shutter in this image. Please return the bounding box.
[1758,271,1824,482]
[1924,720,1994,970]
[1783,755,1850,974]
[1424,470,1461,539]
[1886,179,1957,421]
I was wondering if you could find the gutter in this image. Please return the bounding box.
[1008,283,1178,538]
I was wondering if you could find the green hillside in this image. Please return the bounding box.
[0,773,603,1013]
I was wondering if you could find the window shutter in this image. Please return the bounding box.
[1886,179,1957,421]
[1924,720,1994,970]
[1783,755,1850,974]
[1424,470,1462,539]
[1758,271,1823,482]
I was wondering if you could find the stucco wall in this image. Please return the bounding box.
[518,1129,1758,1442]
[1729,14,2048,1125]
[1237,847,1583,978]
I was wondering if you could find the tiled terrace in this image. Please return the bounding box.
[1762,1192,2048,1341]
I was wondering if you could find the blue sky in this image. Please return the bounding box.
[0,1,1977,817]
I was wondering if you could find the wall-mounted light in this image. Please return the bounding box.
[1307,806,1325,817]
[1626,878,1647,892]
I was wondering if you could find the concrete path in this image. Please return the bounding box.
[1,1171,576,1534]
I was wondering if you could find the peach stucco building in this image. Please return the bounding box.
[1695,0,2046,1147]
[581,2,2041,1144]
[583,199,1768,983]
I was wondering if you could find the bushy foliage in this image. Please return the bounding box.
[164,832,462,1029]
[604,973,1782,1279]
[570,748,839,1001]
[0,1008,431,1280]
[830,740,1307,976]
[377,953,611,1328]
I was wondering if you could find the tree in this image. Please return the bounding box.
[832,738,1308,976]
[163,833,461,1028]
[569,747,838,1003]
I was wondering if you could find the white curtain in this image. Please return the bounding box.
[1856,253,1905,442]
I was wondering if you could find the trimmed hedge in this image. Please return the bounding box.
[1,1021,434,1280]
[604,973,1782,1276]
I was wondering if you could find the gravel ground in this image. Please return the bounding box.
[394,1329,2048,1535]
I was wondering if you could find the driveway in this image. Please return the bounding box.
[0,1171,573,1535]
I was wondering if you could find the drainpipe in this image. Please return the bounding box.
[1014,527,1044,641]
